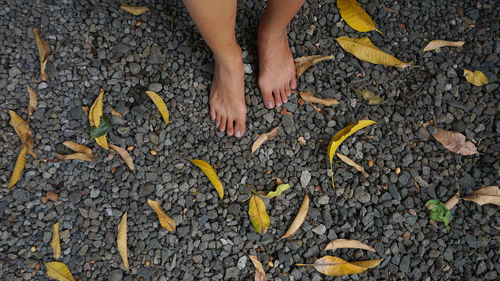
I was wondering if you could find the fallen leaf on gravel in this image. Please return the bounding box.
[51,219,61,259]
[8,144,27,188]
[45,262,76,281]
[463,186,500,206]
[328,120,376,188]
[111,109,123,117]
[337,0,382,34]
[63,141,93,159]
[26,85,37,118]
[463,69,488,86]
[354,88,383,105]
[258,184,291,198]
[145,91,169,125]
[444,191,460,210]
[117,212,128,269]
[110,144,134,172]
[46,191,58,201]
[425,199,451,231]
[324,239,375,252]
[426,125,478,155]
[147,199,176,232]
[336,153,369,178]
[56,153,93,162]
[248,255,267,281]
[336,36,410,68]
[294,55,334,77]
[9,110,36,157]
[299,91,339,106]
[34,27,51,81]
[190,159,224,199]
[296,256,382,276]
[421,40,465,52]
[282,194,309,238]
[89,89,109,149]
[121,4,149,15]
[298,136,307,146]
[248,195,270,234]
[90,115,111,139]
[251,126,280,154]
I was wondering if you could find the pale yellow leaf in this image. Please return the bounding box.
[426,125,478,155]
[34,28,51,81]
[336,36,410,68]
[117,212,129,269]
[51,219,61,259]
[324,238,375,252]
[463,69,488,86]
[421,40,465,52]
[259,184,291,199]
[190,159,224,199]
[26,85,37,118]
[8,144,27,189]
[121,4,149,16]
[248,195,270,234]
[296,256,381,276]
[299,91,339,106]
[110,144,135,172]
[248,255,267,281]
[89,89,104,128]
[349,259,383,269]
[354,88,383,105]
[251,126,279,154]
[45,262,76,281]
[282,194,309,238]
[95,135,109,150]
[463,186,500,206]
[147,199,176,231]
[337,0,382,34]
[145,91,169,125]
[327,120,376,188]
[336,153,369,177]
[294,55,334,77]
[444,191,460,210]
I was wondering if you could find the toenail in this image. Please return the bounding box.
[235,130,242,137]
[277,102,282,106]
[267,102,274,108]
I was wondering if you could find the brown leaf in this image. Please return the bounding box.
[463,186,500,206]
[297,256,382,276]
[251,126,280,154]
[46,191,58,202]
[63,141,94,159]
[147,199,176,232]
[110,144,135,172]
[121,4,149,16]
[26,86,37,118]
[248,255,267,281]
[56,153,93,162]
[427,125,478,155]
[282,194,310,238]
[117,212,128,269]
[299,91,339,106]
[336,153,369,178]
[444,191,460,210]
[33,28,51,81]
[421,40,465,52]
[324,239,375,252]
[294,55,334,77]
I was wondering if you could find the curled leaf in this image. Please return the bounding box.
[336,36,410,68]
[327,120,376,188]
[463,69,488,86]
[121,4,149,16]
[56,153,93,162]
[61,141,94,160]
[294,55,334,77]
[324,239,375,252]
[190,159,224,199]
[296,256,382,276]
[8,144,27,188]
[34,27,51,81]
[89,89,104,128]
[26,85,37,118]
[426,125,478,155]
[425,199,451,231]
[145,91,169,125]
[95,135,109,150]
[51,219,61,259]
[463,186,500,206]
[337,0,382,34]
[117,212,129,269]
[258,184,291,199]
[299,91,339,106]
[444,191,460,210]
[90,115,111,139]
[251,126,279,154]
[147,199,176,231]
[421,40,465,52]
[248,195,270,234]
[9,110,36,157]
[45,262,76,281]
[282,194,309,238]
[110,144,135,172]
[336,153,369,178]
[248,255,267,281]
[354,88,383,105]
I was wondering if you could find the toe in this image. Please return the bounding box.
[234,115,246,138]
[219,115,227,132]
[273,89,283,107]
[210,107,216,121]
[260,85,275,109]
[281,88,288,104]
[215,113,222,127]
[290,77,297,90]
[226,119,234,136]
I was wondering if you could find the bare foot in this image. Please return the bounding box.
[209,48,247,137]
[257,24,297,109]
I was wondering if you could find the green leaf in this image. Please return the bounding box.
[260,184,291,198]
[90,114,111,139]
[425,199,451,231]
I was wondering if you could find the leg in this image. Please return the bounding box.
[258,0,306,109]
[183,0,246,137]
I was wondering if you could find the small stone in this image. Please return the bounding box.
[312,224,326,235]
[129,62,141,75]
[109,269,123,281]
[148,83,162,92]
[244,64,252,74]
[317,195,329,205]
[139,184,155,197]
[149,45,165,64]
[237,255,247,270]
[282,115,295,135]
[9,67,21,77]
[300,170,311,188]
[399,255,410,273]
[398,172,411,185]
[225,267,239,280]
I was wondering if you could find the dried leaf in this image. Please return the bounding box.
[190,159,224,199]
[34,28,51,81]
[294,55,334,77]
[89,89,104,128]
[117,212,129,269]
[8,144,27,188]
[421,40,465,52]
[45,262,76,281]
[147,199,176,232]
[299,91,339,106]
[248,195,270,234]
[26,85,37,118]
[463,186,500,206]
[463,69,488,86]
[337,0,382,34]
[353,88,383,105]
[282,194,309,238]
[258,184,291,199]
[121,4,149,16]
[95,135,109,150]
[248,255,267,281]
[111,109,123,118]
[9,110,35,155]
[251,126,280,154]
[327,120,376,188]
[110,144,135,172]
[336,36,410,68]
[324,239,375,252]
[145,91,169,125]
[336,153,369,177]
[56,153,93,162]
[63,141,93,159]
[426,125,478,155]
[425,199,451,231]
[296,256,382,276]
[51,219,61,259]
[444,192,460,210]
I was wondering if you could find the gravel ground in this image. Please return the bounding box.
[0,0,499,280]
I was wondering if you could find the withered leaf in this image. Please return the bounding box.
[296,256,382,276]
[324,239,375,252]
[8,144,27,188]
[248,195,270,234]
[147,199,176,232]
[354,88,383,105]
[34,28,51,81]
[63,141,93,159]
[444,191,460,210]
[421,40,465,52]
[282,194,309,238]
[51,219,61,259]
[26,85,37,118]
[56,153,93,162]
[121,4,149,16]
[463,186,500,206]
[248,255,267,281]
[45,262,76,281]
[251,126,280,154]
[336,153,369,178]
[294,55,334,77]
[110,144,135,172]
[190,159,224,199]
[299,91,339,106]
[426,125,478,155]
[463,69,488,86]
[117,212,129,269]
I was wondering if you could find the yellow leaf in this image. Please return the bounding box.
[259,184,291,198]
[63,141,93,159]
[121,4,149,16]
[56,153,93,162]
[336,36,410,68]
[299,91,339,106]
[248,195,270,234]
[248,255,267,281]
[110,144,135,172]
[324,238,375,252]
[8,144,27,189]
[117,212,129,269]
[190,159,224,199]
[251,126,280,154]
[336,153,369,178]
[296,256,382,276]
[354,88,383,105]
[349,259,383,269]
[421,40,465,52]
[337,0,382,34]
[45,262,76,281]
[327,120,376,188]
[145,91,170,125]
[9,110,33,145]
[463,69,488,86]
[147,199,176,232]
[26,85,37,118]
[51,219,61,259]
[282,194,309,238]
[34,28,51,81]
[89,89,104,128]
[294,55,334,78]
[463,186,500,206]
[95,135,109,150]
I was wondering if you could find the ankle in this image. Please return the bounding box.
[213,44,242,66]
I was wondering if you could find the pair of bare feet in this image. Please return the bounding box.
[208,24,297,138]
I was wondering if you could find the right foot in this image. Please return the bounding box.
[209,47,247,138]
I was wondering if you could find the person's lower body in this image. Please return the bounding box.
[183,0,306,137]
